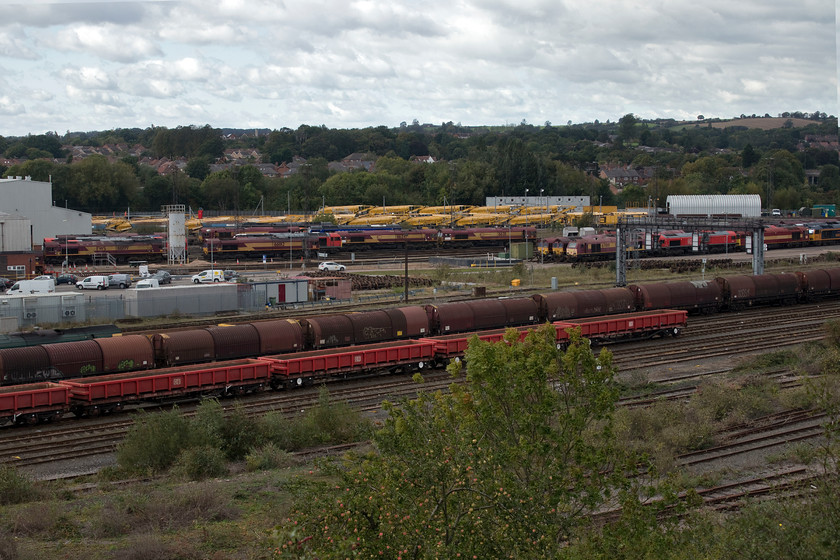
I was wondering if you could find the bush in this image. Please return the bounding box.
[245,443,299,471]
[189,399,226,449]
[693,377,777,427]
[116,407,193,474]
[258,389,371,451]
[220,403,263,460]
[0,465,37,505]
[303,387,372,444]
[172,446,228,480]
[258,411,306,450]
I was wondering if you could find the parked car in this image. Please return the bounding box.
[152,270,172,285]
[33,275,55,281]
[0,278,13,291]
[76,275,109,290]
[223,269,239,281]
[107,273,132,289]
[318,261,346,272]
[56,274,78,285]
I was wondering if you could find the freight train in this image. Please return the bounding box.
[1,309,688,425]
[43,235,168,264]
[201,227,537,259]
[2,268,840,388]
[43,220,840,265]
[0,325,120,350]
[42,227,536,264]
[539,222,840,261]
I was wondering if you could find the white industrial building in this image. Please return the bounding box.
[486,196,590,210]
[0,176,91,247]
[666,195,762,218]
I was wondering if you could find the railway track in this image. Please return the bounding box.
[677,412,827,468]
[0,370,457,476]
[3,304,837,481]
[610,300,840,372]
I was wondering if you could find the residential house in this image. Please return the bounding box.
[599,166,642,188]
[409,155,437,164]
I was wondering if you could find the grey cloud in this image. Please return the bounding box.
[5,1,176,27]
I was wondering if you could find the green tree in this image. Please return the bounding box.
[201,172,241,211]
[279,325,631,559]
[68,155,140,212]
[818,164,840,192]
[619,113,638,142]
[741,143,760,168]
[185,156,211,180]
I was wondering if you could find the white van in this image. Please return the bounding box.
[7,278,56,295]
[135,278,159,289]
[191,269,225,283]
[76,275,109,290]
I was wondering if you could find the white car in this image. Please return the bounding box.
[318,261,346,272]
[76,275,109,290]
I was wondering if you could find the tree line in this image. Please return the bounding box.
[0,114,837,214]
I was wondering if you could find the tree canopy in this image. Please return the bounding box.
[276,325,637,559]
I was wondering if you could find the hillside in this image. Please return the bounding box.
[699,116,820,130]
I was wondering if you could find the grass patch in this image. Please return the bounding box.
[732,350,799,373]
[615,373,799,470]
[0,466,39,506]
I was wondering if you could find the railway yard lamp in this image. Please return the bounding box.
[525,188,529,231]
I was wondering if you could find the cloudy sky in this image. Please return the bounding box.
[0,0,836,136]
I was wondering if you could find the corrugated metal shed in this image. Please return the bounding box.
[666,195,761,218]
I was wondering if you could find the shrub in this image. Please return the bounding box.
[245,443,300,471]
[116,407,193,474]
[258,411,304,450]
[0,465,38,505]
[189,399,225,449]
[303,387,372,444]
[172,445,228,481]
[219,403,263,460]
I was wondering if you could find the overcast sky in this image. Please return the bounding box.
[0,0,836,137]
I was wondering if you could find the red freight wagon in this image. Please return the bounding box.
[553,310,687,348]
[63,358,272,416]
[421,326,534,364]
[0,382,69,425]
[263,340,435,389]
